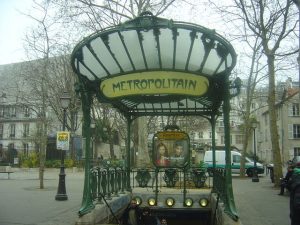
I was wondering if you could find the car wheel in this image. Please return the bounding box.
[246,168,253,177]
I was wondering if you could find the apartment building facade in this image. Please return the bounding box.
[258,86,300,164]
[0,100,39,163]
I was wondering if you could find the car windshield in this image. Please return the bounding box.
[246,157,253,162]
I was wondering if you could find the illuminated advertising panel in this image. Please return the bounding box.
[152,131,189,168]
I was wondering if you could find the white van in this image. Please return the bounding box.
[203,150,264,177]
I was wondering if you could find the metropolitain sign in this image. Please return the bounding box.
[100,71,209,98]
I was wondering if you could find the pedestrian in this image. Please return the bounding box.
[278,162,294,195]
[289,162,300,225]
[160,218,168,225]
[121,199,141,225]
[141,207,161,225]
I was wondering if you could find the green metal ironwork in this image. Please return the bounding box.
[191,168,207,188]
[135,168,151,187]
[163,168,178,187]
[223,79,238,220]
[77,81,95,217]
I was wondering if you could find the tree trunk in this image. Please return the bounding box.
[135,117,150,167]
[267,55,283,187]
[241,119,251,177]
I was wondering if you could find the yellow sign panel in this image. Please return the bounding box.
[157,131,188,140]
[100,71,209,98]
[56,131,70,151]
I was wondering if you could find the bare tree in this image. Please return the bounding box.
[19,0,80,188]
[208,0,298,184]
[239,0,298,186]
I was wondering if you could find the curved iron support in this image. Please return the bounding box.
[223,78,239,221]
[78,82,95,217]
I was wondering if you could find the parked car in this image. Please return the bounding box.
[204,150,265,177]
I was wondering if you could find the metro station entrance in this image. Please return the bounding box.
[71,11,241,225]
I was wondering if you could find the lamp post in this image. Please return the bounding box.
[251,120,259,182]
[55,91,71,201]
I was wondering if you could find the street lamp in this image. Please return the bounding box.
[251,120,259,182]
[55,91,71,201]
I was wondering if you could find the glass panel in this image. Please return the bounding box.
[90,37,121,75]
[175,29,191,70]
[76,59,96,80]
[121,30,145,70]
[108,32,133,72]
[202,48,221,75]
[82,45,107,78]
[141,30,159,69]
[215,60,226,74]
[226,54,234,69]
[188,32,205,72]
[159,29,173,69]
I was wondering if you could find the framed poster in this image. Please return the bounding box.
[152,131,189,168]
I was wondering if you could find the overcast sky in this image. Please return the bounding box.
[0,1,231,66]
[0,0,33,65]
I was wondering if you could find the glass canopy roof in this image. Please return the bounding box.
[71,12,237,118]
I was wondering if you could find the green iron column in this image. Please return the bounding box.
[126,117,133,191]
[210,116,216,189]
[223,79,239,221]
[211,116,216,169]
[78,84,95,216]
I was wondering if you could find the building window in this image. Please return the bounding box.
[23,143,29,156]
[10,106,16,117]
[0,107,4,117]
[289,124,300,139]
[221,135,224,144]
[10,124,15,138]
[24,106,30,117]
[23,124,29,137]
[236,135,244,145]
[294,147,300,156]
[209,132,212,138]
[289,103,300,116]
[198,131,203,139]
